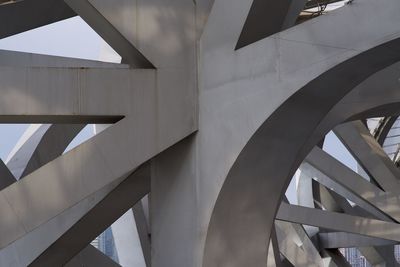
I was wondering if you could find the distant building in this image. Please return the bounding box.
[91,227,119,263]
[340,248,371,267]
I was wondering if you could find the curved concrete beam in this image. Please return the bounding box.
[203,33,400,267]
[201,0,400,264]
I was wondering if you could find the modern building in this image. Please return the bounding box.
[1,0,400,266]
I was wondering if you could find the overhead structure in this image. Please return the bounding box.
[1,0,400,266]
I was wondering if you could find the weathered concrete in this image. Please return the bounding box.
[277,202,400,242]
[202,0,400,265]
[2,0,400,266]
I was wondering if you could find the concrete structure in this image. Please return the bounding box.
[1,0,400,266]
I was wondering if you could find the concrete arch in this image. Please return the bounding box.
[203,38,400,267]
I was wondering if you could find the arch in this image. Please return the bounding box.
[203,38,400,267]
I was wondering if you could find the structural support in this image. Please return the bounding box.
[334,121,400,193]
[65,0,154,68]
[277,203,400,242]
[30,163,150,267]
[304,147,399,222]
[318,232,397,249]
[236,0,307,48]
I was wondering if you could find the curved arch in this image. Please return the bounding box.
[203,38,400,267]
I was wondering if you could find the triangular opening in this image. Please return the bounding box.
[91,227,119,263]
[0,16,121,63]
[236,0,348,49]
[0,122,115,185]
[64,124,95,154]
[323,131,358,173]
[0,123,29,162]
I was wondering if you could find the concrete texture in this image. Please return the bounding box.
[2,0,400,266]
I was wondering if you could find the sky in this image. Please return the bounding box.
[0,16,120,161]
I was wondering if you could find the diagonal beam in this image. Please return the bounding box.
[65,245,121,267]
[65,0,154,68]
[0,0,75,39]
[19,124,85,178]
[80,0,196,69]
[318,232,397,249]
[0,123,121,266]
[111,207,148,267]
[304,147,400,222]
[0,175,124,266]
[132,200,151,267]
[275,220,323,267]
[318,184,400,267]
[6,124,85,180]
[0,160,15,190]
[334,120,400,193]
[321,249,352,267]
[236,0,307,49]
[277,202,400,242]
[0,50,195,253]
[29,163,150,267]
[358,247,386,267]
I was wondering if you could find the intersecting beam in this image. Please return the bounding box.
[0,54,195,255]
[374,116,397,146]
[334,121,400,193]
[79,0,197,70]
[318,232,397,249]
[321,249,352,267]
[65,245,121,267]
[358,247,386,267]
[132,201,151,267]
[111,207,148,267]
[6,124,85,179]
[0,123,121,266]
[277,202,400,242]
[275,220,323,267]
[203,0,400,262]
[236,0,307,49]
[318,184,400,267]
[65,0,154,68]
[304,147,400,222]
[0,0,76,39]
[30,164,150,266]
[0,161,15,190]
